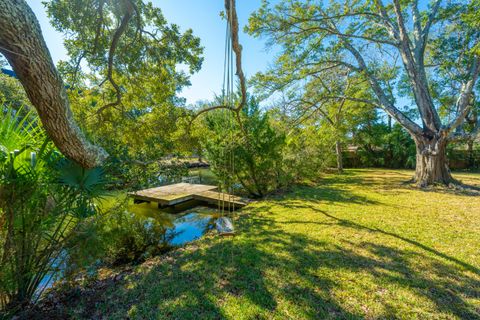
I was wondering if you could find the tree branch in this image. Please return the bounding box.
[93,0,105,53]
[373,0,400,40]
[448,126,480,142]
[0,0,108,167]
[422,0,441,50]
[281,16,399,47]
[189,105,233,123]
[411,0,423,51]
[189,0,247,130]
[226,0,247,110]
[340,39,423,135]
[71,51,85,88]
[301,98,333,124]
[392,0,442,131]
[444,57,480,134]
[97,0,134,114]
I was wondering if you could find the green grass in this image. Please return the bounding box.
[35,169,480,319]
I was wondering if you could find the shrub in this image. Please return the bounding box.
[204,97,288,198]
[282,124,337,181]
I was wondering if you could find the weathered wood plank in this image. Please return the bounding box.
[128,183,249,210]
[128,183,217,206]
[193,190,248,207]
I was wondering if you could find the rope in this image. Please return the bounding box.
[219,0,236,220]
[226,0,236,267]
[217,1,236,269]
[217,3,229,264]
[218,10,230,217]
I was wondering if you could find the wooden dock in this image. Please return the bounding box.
[128,183,249,209]
[193,190,247,208]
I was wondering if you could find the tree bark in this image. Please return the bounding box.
[0,0,107,168]
[413,135,453,186]
[335,140,343,173]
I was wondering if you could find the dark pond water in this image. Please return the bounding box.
[129,201,222,246]
[37,203,223,295]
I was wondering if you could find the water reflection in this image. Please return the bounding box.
[168,212,216,245]
[37,201,222,296]
[128,201,220,247]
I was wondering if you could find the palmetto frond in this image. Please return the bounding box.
[56,159,106,198]
[0,106,44,154]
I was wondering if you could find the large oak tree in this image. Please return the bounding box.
[248,0,480,186]
[0,0,107,167]
[0,0,203,168]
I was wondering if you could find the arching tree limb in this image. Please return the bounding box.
[189,105,231,124]
[392,0,441,132]
[444,57,480,134]
[0,0,107,168]
[97,0,134,114]
[190,0,247,128]
[225,0,247,111]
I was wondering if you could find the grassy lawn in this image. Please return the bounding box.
[35,169,480,319]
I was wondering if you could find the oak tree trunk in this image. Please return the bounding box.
[335,140,343,173]
[0,0,107,168]
[413,135,453,186]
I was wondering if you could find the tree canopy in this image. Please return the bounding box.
[247,0,480,185]
[45,0,204,113]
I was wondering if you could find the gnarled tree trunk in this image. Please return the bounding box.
[0,0,107,168]
[413,135,453,186]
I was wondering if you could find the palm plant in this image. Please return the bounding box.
[0,106,44,160]
[0,106,106,315]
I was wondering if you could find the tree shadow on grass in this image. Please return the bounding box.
[279,170,417,208]
[320,169,413,188]
[318,210,480,275]
[86,215,367,319]
[30,201,480,319]
[323,169,480,196]
[279,184,381,207]
[417,183,480,197]
[263,203,480,319]
[25,174,480,319]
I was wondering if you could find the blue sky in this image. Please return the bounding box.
[24,0,275,106]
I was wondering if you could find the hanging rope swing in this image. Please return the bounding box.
[214,0,247,236]
[190,0,247,123]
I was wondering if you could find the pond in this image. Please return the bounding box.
[125,167,224,246]
[38,168,227,295]
[38,201,225,295]
[128,201,222,246]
